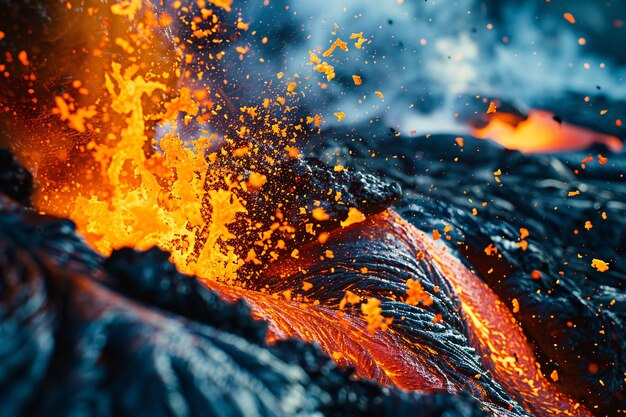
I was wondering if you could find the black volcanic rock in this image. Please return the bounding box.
[105,246,268,345]
[0,149,33,206]
[203,138,401,275]
[307,129,626,415]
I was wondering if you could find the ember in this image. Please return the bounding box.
[1,1,625,417]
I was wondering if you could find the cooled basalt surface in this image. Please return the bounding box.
[307,130,626,415]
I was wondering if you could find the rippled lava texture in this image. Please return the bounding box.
[1,129,625,416]
[1,149,492,417]
[307,129,626,415]
[1,1,625,417]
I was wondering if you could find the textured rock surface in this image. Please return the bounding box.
[307,128,625,414]
[0,150,490,417]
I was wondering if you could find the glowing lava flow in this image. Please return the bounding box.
[232,210,592,416]
[472,109,622,153]
[214,282,451,392]
[0,1,598,415]
[422,226,589,416]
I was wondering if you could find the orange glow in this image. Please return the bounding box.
[472,109,623,153]
[221,211,593,416]
[41,17,247,284]
[214,281,451,392]
[0,2,599,414]
[563,13,576,24]
[14,0,306,285]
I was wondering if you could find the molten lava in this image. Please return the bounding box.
[68,61,246,283]
[231,210,591,416]
[0,1,601,415]
[472,109,622,153]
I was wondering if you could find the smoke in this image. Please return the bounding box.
[161,0,626,139]
[482,2,626,101]
[233,0,485,134]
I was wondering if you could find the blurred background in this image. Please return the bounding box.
[215,0,626,148]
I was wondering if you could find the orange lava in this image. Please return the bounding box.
[472,109,622,153]
[0,2,597,415]
[422,225,589,416]
[214,282,450,392]
[209,210,591,416]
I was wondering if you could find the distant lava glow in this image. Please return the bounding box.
[472,109,622,154]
